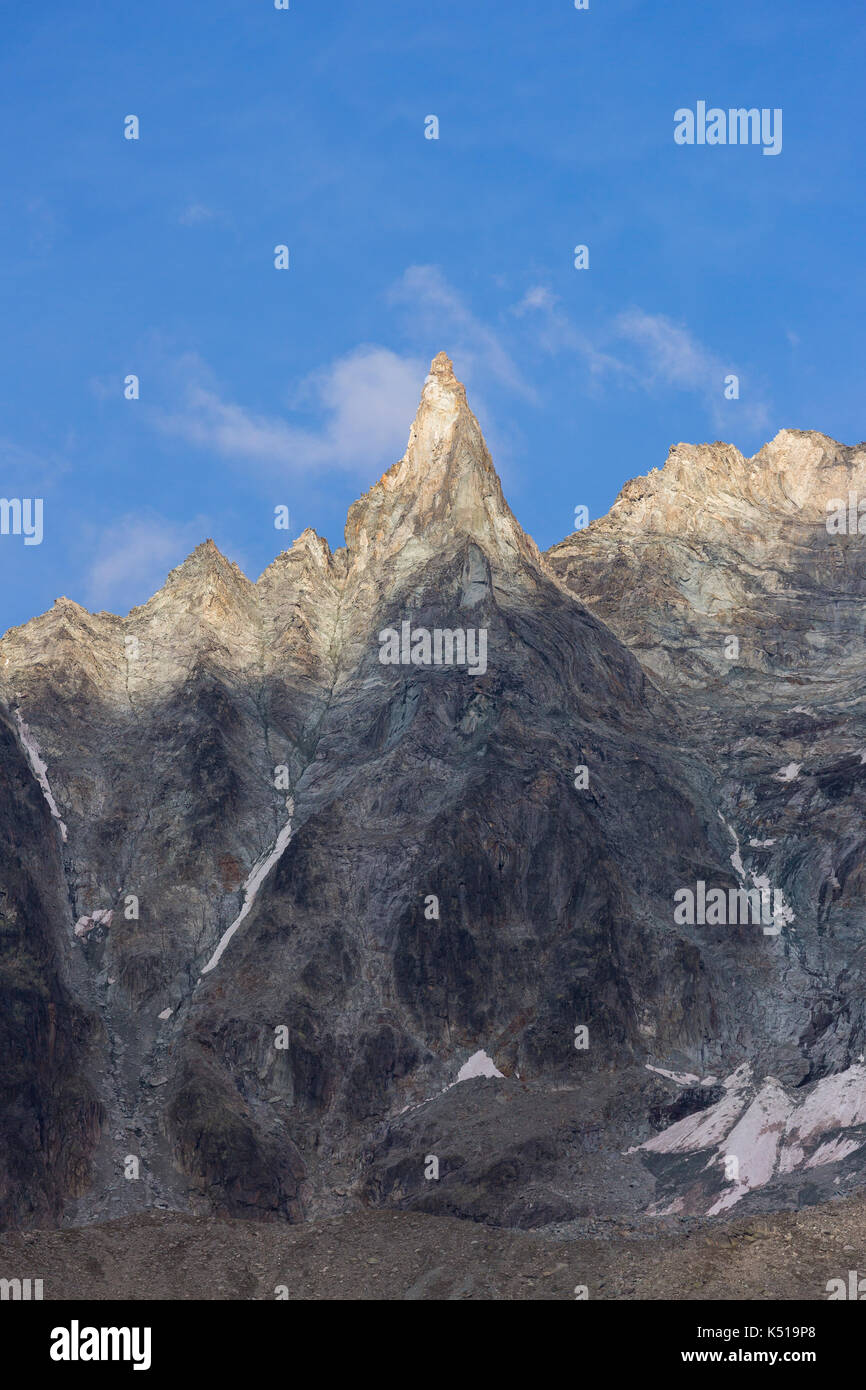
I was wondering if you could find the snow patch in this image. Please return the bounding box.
[636,1064,753,1156]
[719,813,747,881]
[200,799,295,976]
[15,712,68,841]
[646,1065,700,1085]
[400,1047,507,1111]
[780,1063,866,1159]
[157,1008,173,1021]
[74,909,113,939]
[752,872,795,931]
[776,762,802,782]
[639,1062,866,1213]
[654,1197,685,1216]
[709,1077,793,1194]
[456,1050,504,1082]
[718,813,794,933]
[805,1137,861,1170]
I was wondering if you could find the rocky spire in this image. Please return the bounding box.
[343,352,539,577]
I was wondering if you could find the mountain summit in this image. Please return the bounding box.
[344,351,539,580]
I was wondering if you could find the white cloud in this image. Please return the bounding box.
[614,309,770,430]
[517,286,557,313]
[389,265,537,402]
[179,203,217,226]
[152,346,424,480]
[513,286,627,376]
[147,278,768,506]
[511,289,770,431]
[615,310,721,392]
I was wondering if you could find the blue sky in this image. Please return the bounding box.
[1,0,864,631]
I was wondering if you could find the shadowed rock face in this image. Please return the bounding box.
[0,711,103,1228]
[549,428,866,1215]
[2,356,866,1229]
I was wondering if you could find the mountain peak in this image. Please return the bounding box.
[429,349,455,375]
[161,539,250,590]
[181,538,229,568]
[424,350,465,397]
[130,538,256,636]
[344,353,538,578]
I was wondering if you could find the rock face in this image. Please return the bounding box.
[0,709,102,1228]
[2,356,866,1230]
[548,430,866,689]
[548,428,866,1215]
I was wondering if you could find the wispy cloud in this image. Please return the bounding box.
[512,286,626,375]
[513,286,769,430]
[179,202,218,226]
[0,437,70,492]
[615,309,721,392]
[390,265,537,402]
[148,275,766,502]
[614,309,770,431]
[152,346,425,480]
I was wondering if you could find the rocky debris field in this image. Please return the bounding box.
[4,1195,866,1301]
